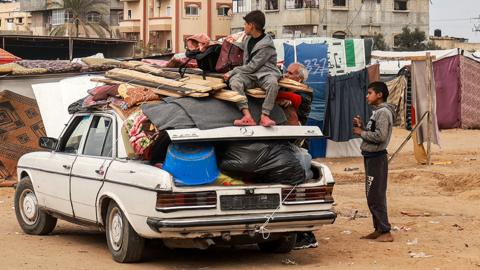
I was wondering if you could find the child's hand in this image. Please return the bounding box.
[223,73,230,82]
[353,126,363,136]
[353,115,362,128]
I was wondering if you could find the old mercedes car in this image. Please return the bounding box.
[14,109,336,263]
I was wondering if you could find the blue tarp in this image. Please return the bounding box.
[283,42,329,158]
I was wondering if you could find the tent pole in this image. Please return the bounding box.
[69,37,73,61]
[2,37,5,49]
[426,52,432,166]
[389,112,429,164]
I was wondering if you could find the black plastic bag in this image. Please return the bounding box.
[216,141,305,185]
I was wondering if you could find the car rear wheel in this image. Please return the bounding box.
[258,233,297,253]
[105,201,145,263]
[14,177,57,235]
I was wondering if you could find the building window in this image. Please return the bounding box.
[333,0,346,7]
[332,31,346,39]
[87,12,101,23]
[166,39,171,50]
[6,18,13,23]
[166,6,171,16]
[218,6,231,16]
[127,9,132,20]
[286,0,319,9]
[233,0,250,13]
[51,9,67,25]
[110,10,123,26]
[265,0,279,10]
[17,17,23,24]
[185,4,200,16]
[394,0,407,10]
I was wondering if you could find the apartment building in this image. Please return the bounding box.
[0,0,31,34]
[231,0,429,47]
[119,0,233,53]
[19,0,124,38]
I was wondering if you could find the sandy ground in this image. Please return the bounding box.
[0,128,479,270]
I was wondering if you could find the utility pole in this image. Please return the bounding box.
[473,15,480,33]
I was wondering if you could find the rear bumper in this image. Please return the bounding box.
[147,210,336,230]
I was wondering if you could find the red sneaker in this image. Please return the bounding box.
[260,115,276,127]
[233,115,256,126]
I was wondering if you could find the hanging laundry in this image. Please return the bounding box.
[386,75,407,127]
[459,56,480,129]
[323,68,371,142]
[344,39,366,73]
[411,61,440,145]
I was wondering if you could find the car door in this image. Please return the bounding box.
[38,115,91,216]
[70,114,115,222]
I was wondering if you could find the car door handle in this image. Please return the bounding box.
[62,164,71,170]
[95,169,105,176]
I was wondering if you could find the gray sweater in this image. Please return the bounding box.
[360,103,396,153]
[226,34,281,80]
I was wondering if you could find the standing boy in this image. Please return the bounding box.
[223,10,281,127]
[353,82,395,242]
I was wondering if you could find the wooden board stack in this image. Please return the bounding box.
[92,62,310,104]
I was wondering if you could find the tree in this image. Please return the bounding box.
[50,0,111,38]
[394,27,434,51]
[373,33,388,51]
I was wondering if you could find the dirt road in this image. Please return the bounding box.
[1,128,479,270]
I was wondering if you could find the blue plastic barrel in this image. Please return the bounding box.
[163,143,219,186]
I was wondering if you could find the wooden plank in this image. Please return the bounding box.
[134,64,181,79]
[247,93,266,98]
[106,68,184,87]
[151,88,184,98]
[279,83,313,93]
[247,88,266,95]
[104,74,194,94]
[186,74,225,84]
[183,78,227,90]
[213,90,247,103]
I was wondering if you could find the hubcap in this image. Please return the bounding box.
[108,207,123,251]
[20,189,38,225]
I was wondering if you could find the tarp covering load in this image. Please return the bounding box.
[0,90,45,180]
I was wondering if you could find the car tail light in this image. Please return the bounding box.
[156,191,217,212]
[281,185,334,205]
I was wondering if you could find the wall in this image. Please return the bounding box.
[231,0,429,47]
[0,2,32,33]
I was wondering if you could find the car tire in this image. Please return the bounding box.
[14,176,57,235]
[105,200,145,263]
[258,233,297,253]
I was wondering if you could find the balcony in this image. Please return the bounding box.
[285,0,320,9]
[119,19,140,33]
[149,17,172,31]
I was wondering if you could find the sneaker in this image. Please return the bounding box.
[293,232,318,250]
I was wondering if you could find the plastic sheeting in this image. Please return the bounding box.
[32,75,99,138]
[433,56,461,129]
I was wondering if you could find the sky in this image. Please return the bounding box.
[430,0,480,42]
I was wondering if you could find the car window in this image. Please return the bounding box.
[83,116,113,157]
[61,116,91,154]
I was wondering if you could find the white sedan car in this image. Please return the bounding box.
[15,110,336,263]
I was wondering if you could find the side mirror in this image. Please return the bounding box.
[39,137,58,151]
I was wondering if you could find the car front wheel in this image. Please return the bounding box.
[105,200,145,263]
[14,177,57,235]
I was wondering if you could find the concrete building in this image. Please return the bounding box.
[231,0,429,47]
[119,0,233,53]
[19,0,124,38]
[0,0,32,35]
[430,36,480,52]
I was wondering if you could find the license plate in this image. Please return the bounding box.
[220,194,280,211]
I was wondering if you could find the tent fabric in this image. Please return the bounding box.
[460,56,480,129]
[367,64,380,83]
[433,55,461,129]
[323,69,371,142]
[344,39,366,73]
[386,75,407,127]
[411,61,440,145]
[372,49,459,75]
[0,48,21,65]
[306,118,327,158]
[326,138,362,158]
[0,90,45,179]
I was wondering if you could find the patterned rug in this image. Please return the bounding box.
[0,90,45,183]
[460,56,480,129]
